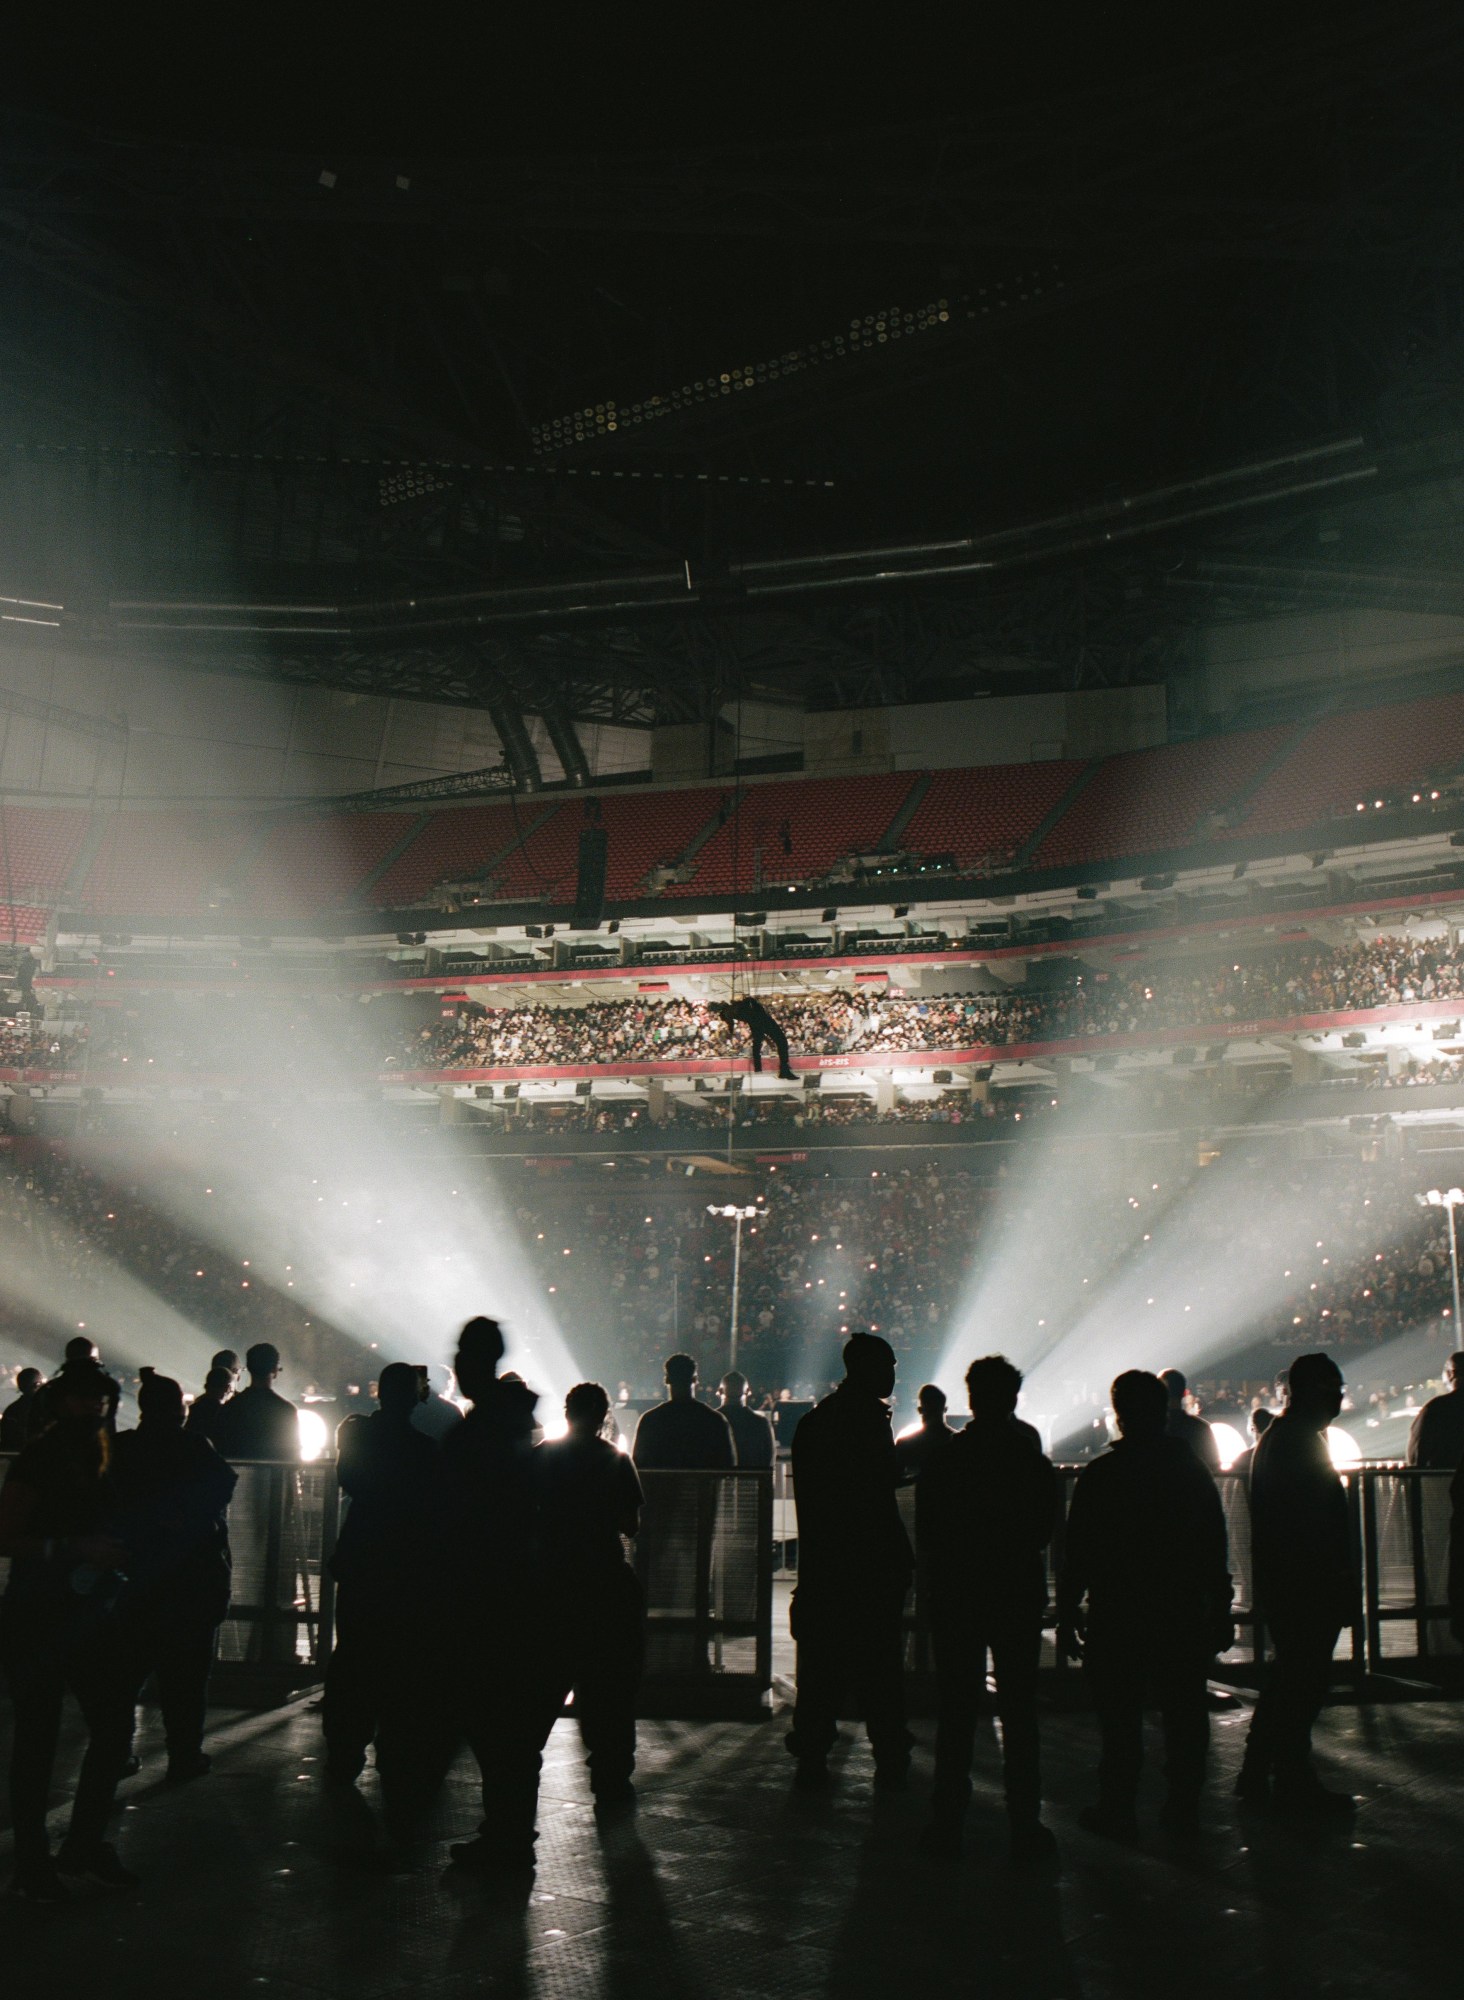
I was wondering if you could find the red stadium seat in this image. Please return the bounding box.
[1034,728,1288,868]
[664,772,917,897]
[1241,692,1464,838]
[902,761,1086,870]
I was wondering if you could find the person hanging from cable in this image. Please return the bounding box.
[708,997,796,1081]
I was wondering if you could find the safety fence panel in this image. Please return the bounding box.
[216,1461,338,1692]
[632,1469,774,1715]
[773,1460,1459,1696]
[1360,1467,1459,1673]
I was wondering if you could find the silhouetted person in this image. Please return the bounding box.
[787,1332,915,1787]
[440,1315,544,1873]
[1406,1350,1464,1468]
[1239,1351,1356,1814]
[322,1363,447,1834]
[0,1360,136,1898]
[184,1367,235,1449]
[1450,1456,1464,1646]
[1,1366,43,1450]
[211,1349,242,1388]
[1057,1369,1232,1839]
[632,1354,735,1469]
[709,997,796,1080]
[412,1362,465,1442]
[895,1383,955,1483]
[532,1382,645,1815]
[216,1342,299,1460]
[1230,1405,1274,1482]
[1160,1367,1221,1475]
[920,1356,1057,1865]
[31,1336,121,1435]
[717,1370,774,1470]
[109,1368,236,1783]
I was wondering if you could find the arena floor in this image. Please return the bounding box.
[3,1666,1461,2000]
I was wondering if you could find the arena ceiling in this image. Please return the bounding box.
[3,11,1464,765]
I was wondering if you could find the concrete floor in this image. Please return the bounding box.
[2,1667,1461,2000]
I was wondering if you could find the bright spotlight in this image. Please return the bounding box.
[1208,1420,1247,1471]
[296,1408,329,1462]
[1326,1425,1362,1471]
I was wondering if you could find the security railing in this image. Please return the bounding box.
[1,1454,1454,1700]
[776,1461,1460,1694]
[0,1456,773,1715]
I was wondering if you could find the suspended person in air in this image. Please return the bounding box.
[709,997,796,1081]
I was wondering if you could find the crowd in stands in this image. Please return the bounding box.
[2,1134,1459,1440]
[10,934,1464,1092]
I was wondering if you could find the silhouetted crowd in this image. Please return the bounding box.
[6,1322,1462,1898]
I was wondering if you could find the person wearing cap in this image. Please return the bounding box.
[0,1358,135,1898]
[786,1331,915,1789]
[109,1368,236,1785]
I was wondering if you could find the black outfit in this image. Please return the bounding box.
[1449,1459,1464,1644]
[633,1396,735,1674]
[788,1381,914,1773]
[721,1401,775,1470]
[726,996,795,1079]
[532,1433,645,1801]
[1058,1434,1231,1824]
[30,1363,121,1435]
[0,1423,134,1869]
[215,1381,299,1460]
[894,1416,954,1485]
[441,1375,543,1865]
[108,1424,236,1772]
[1244,1413,1355,1794]
[183,1393,232,1451]
[1166,1407,1222,1475]
[1,1388,42,1451]
[1406,1389,1464,1469]
[322,1413,447,1822]
[920,1417,1056,1839]
[632,1396,736,1470]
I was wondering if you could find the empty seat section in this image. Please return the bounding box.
[668,773,916,898]
[0,905,47,944]
[372,802,522,906]
[1242,692,1464,838]
[903,761,1085,869]
[234,812,419,916]
[79,812,258,918]
[1036,728,1288,868]
[0,806,91,901]
[598,790,728,900]
[492,803,582,901]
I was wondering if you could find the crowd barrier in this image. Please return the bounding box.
[0,1458,772,1715]
[774,1462,1461,1693]
[0,1458,1454,1712]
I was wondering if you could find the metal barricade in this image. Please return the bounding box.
[774,1458,1459,1698]
[633,1469,773,1716]
[215,1460,338,1695]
